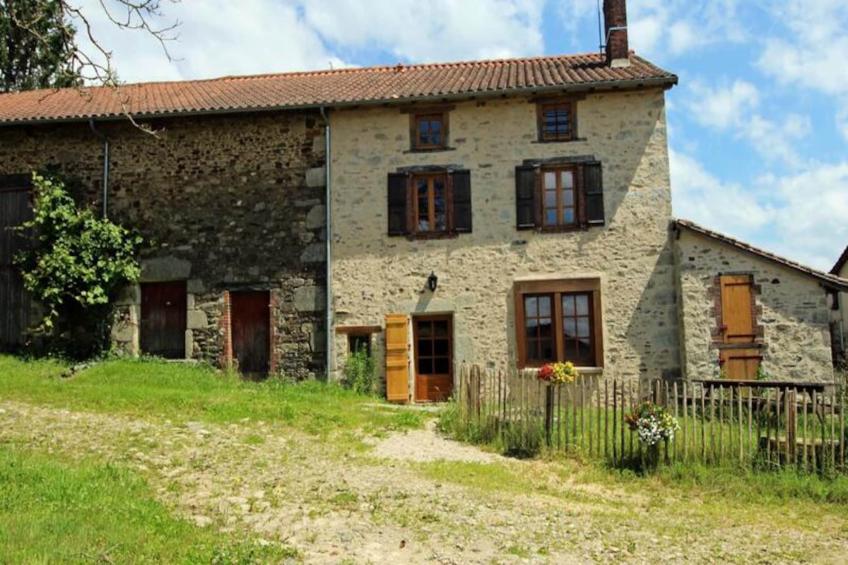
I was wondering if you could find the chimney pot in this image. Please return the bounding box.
[603,0,630,67]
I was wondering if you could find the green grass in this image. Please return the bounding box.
[0,446,298,564]
[0,355,425,435]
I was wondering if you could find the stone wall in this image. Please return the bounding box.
[0,111,327,378]
[329,89,680,389]
[675,229,834,382]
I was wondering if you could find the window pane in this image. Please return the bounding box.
[541,340,554,360]
[544,190,556,207]
[417,339,433,356]
[538,319,552,338]
[433,320,449,336]
[564,318,576,338]
[575,294,589,316]
[434,357,450,374]
[562,295,574,316]
[417,178,429,230]
[544,171,556,189]
[563,208,575,224]
[538,296,551,317]
[430,121,442,145]
[433,177,446,231]
[562,187,574,206]
[525,296,537,318]
[525,319,538,338]
[434,339,449,356]
[545,209,557,225]
[418,322,432,337]
[417,357,433,374]
[560,170,574,188]
[576,318,590,338]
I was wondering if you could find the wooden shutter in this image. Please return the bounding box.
[387,172,409,236]
[719,275,756,343]
[450,169,472,233]
[384,313,409,403]
[515,165,538,230]
[583,162,604,225]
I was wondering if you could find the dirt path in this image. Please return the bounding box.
[1,400,846,563]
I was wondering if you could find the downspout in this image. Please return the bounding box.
[319,106,333,380]
[88,119,110,218]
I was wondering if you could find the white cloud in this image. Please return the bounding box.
[672,147,848,270]
[670,148,770,236]
[688,80,760,129]
[300,0,545,63]
[756,0,848,141]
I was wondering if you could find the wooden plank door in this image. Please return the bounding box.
[719,275,761,380]
[0,178,32,349]
[231,291,270,376]
[385,314,409,403]
[140,281,187,359]
[413,315,453,402]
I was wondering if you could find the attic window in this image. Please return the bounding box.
[538,102,576,142]
[412,112,447,150]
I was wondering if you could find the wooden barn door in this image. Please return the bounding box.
[718,275,761,380]
[385,314,409,403]
[231,291,270,376]
[413,315,453,402]
[140,281,187,359]
[0,176,32,349]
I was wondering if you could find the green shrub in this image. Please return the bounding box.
[342,349,376,395]
[14,174,142,359]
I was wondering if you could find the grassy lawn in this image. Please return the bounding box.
[0,355,424,435]
[0,446,297,564]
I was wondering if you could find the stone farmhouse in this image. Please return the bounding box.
[832,246,848,368]
[1,0,846,400]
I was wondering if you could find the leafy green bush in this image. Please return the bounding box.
[14,174,142,358]
[342,349,376,395]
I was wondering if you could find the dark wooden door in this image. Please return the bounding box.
[413,315,453,402]
[0,177,32,349]
[719,275,761,380]
[231,291,270,375]
[140,281,187,359]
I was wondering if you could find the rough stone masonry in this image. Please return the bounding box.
[0,110,327,378]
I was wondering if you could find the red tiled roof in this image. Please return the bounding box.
[0,53,676,125]
[832,245,848,276]
[674,219,848,291]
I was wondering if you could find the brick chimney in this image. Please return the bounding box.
[603,0,630,67]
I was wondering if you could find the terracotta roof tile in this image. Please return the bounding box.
[674,219,848,291]
[0,52,675,125]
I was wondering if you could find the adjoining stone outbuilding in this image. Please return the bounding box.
[0,110,328,378]
[673,220,848,383]
[831,246,848,368]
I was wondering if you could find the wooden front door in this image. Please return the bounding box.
[413,315,453,402]
[0,177,32,349]
[140,281,187,359]
[231,291,270,376]
[718,275,761,380]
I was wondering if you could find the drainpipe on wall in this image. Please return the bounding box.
[88,119,110,219]
[319,106,333,380]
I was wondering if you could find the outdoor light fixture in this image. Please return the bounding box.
[427,272,438,292]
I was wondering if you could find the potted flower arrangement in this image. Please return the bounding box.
[536,361,579,384]
[625,401,680,469]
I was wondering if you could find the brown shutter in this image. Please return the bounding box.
[387,172,409,235]
[385,313,409,403]
[515,165,538,230]
[450,169,472,233]
[583,162,604,226]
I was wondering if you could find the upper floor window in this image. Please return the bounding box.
[538,102,575,142]
[410,111,449,150]
[542,166,577,228]
[387,169,472,237]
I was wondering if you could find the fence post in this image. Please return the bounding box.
[544,384,554,447]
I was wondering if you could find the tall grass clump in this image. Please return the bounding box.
[341,349,377,395]
[438,397,544,458]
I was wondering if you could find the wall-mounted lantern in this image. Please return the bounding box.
[427,271,438,292]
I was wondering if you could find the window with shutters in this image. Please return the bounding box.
[515,161,604,231]
[386,169,472,237]
[514,279,603,368]
[537,102,575,142]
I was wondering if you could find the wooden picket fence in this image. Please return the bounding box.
[456,364,847,473]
